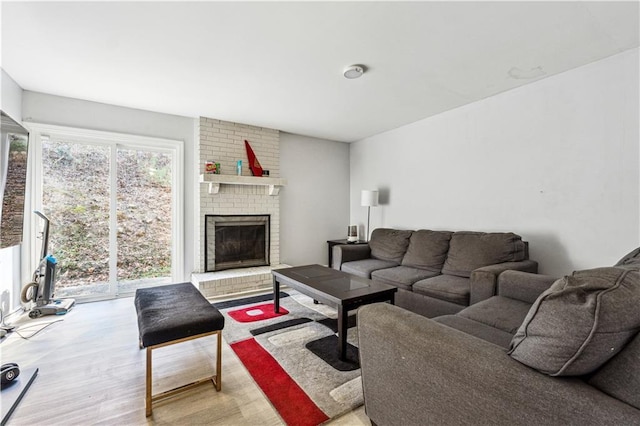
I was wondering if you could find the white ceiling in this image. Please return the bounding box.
[2,1,638,142]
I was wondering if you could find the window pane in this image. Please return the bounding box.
[116,148,172,292]
[0,132,29,248]
[42,140,111,298]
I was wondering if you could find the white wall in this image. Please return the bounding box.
[0,69,24,313]
[280,133,350,266]
[350,49,640,276]
[1,69,22,121]
[22,91,198,281]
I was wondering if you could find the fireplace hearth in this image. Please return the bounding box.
[205,214,270,272]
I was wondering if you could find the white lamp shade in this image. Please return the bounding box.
[361,190,379,207]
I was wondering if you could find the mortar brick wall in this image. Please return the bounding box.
[196,117,281,275]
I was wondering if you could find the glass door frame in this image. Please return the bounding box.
[23,123,184,302]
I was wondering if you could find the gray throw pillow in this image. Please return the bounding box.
[401,230,453,272]
[369,228,412,263]
[509,267,640,376]
[441,232,526,278]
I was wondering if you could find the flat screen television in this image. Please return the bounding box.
[0,111,29,249]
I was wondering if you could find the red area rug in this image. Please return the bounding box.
[231,338,329,426]
[227,303,289,323]
[215,292,364,425]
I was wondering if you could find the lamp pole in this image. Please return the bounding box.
[361,190,379,242]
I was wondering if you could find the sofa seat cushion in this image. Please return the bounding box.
[412,275,469,306]
[341,259,398,278]
[442,232,526,278]
[588,332,640,410]
[371,266,439,291]
[434,315,514,349]
[369,228,413,263]
[400,230,453,272]
[458,296,532,335]
[509,267,640,376]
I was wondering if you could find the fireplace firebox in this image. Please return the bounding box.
[205,214,270,272]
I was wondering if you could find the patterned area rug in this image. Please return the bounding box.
[213,291,363,426]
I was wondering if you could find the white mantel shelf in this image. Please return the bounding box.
[200,174,287,195]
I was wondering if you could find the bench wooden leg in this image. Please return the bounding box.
[146,347,153,417]
[145,330,222,417]
[214,329,222,391]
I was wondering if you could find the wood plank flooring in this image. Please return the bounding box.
[1,295,369,425]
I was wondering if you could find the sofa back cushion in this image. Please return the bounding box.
[497,271,557,304]
[615,247,640,270]
[509,267,640,376]
[442,232,526,278]
[401,230,453,272]
[588,331,640,410]
[369,228,413,263]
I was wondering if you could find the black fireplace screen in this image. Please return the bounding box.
[205,214,270,271]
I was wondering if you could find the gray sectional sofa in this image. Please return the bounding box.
[332,228,538,317]
[357,248,640,425]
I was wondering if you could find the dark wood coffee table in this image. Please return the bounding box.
[272,264,397,362]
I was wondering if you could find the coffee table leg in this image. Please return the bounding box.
[338,305,347,361]
[273,276,280,313]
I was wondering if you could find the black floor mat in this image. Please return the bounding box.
[250,318,313,336]
[212,291,289,310]
[305,335,360,371]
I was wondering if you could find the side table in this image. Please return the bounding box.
[327,239,368,268]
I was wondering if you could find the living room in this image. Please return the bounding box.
[1,1,639,425]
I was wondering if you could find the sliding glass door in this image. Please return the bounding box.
[41,140,112,298]
[29,124,183,301]
[115,147,173,294]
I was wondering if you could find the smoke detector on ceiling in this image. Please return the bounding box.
[343,65,365,79]
[508,66,546,80]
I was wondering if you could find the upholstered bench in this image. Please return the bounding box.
[134,282,225,416]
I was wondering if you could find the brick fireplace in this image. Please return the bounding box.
[192,117,287,297]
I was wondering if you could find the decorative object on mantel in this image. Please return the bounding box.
[205,161,220,174]
[236,160,242,176]
[361,190,379,242]
[244,140,264,177]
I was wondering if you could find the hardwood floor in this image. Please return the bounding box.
[1,294,369,425]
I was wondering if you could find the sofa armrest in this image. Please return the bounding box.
[331,244,371,270]
[358,303,640,426]
[469,260,538,305]
[497,270,557,304]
